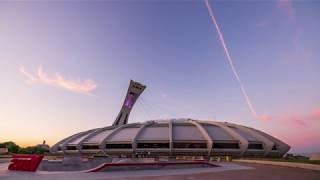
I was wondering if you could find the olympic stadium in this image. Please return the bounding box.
[51,80,290,158]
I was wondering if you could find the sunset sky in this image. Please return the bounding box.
[0,0,319,153]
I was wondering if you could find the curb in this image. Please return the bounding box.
[234,159,320,171]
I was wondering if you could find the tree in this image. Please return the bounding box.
[0,141,49,154]
[0,141,20,153]
[18,146,49,154]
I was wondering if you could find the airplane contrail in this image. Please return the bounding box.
[204,0,263,120]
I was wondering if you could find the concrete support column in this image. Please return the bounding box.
[77,127,107,153]
[234,124,274,156]
[188,119,213,157]
[132,121,154,153]
[100,123,140,153]
[169,119,173,156]
[61,130,95,153]
[207,121,249,156]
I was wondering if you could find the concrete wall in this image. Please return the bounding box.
[38,157,112,171]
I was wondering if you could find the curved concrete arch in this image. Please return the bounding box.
[61,130,96,153]
[76,127,113,153]
[50,132,82,153]
[247,127,290,156]
[99,123,141,153]
[230,124,274,156]
[205,121,249,156]
[188,119,213,156]
[131,121,154,152]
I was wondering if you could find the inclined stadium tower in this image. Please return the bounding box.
[51,80,290,158]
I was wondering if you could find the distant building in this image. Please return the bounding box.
[0,148,8,154]
[36,140,50,150]
[309,153,320,160]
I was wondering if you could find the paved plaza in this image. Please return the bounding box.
[0,161,319,180]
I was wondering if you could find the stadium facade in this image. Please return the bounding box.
[51,80,290,158]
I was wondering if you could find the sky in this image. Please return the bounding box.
[0,0,319,154]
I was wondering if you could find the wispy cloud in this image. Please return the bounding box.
[19,65,97,95]
[205,0,269,121]
[277,0,295,21]
[282,108,320,127]
[256,0,295,28]
[265,107,320,126]
[258,115,273,121]
[271,108,320,152]
[19,65,38,84]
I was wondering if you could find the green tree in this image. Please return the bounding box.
[1,141,20,153]
[18,146,49,154]
[0,141,49,154]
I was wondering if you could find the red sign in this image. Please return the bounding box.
[8,154,43,172]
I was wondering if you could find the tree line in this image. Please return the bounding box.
[0,141,49,154]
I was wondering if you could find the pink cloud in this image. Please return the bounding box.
[265,108,320,127]
[258,115,273,121]
[282,108,320,127]
[312,109,320,118]
[277,0,295,21]
[291,118,306,126]
[265,108,320,152]
[275,129,320,152]
[19,65,97,95]
[257,0,296,28]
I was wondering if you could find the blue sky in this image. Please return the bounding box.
[0,0,319,153]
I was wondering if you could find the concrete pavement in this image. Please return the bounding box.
[0,162,251,180]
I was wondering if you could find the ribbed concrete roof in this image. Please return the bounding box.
[202,124,235,141]
[173,125,205,141]
[51,119,290,157]
[136,126,169,141]
[108,127,141,142]
[84,128,114,144]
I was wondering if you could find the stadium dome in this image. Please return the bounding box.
[51,80,290,158]
[51,119,290,158]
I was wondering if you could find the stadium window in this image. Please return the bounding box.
[106,144,132,149]
[66,146,77,150]
[213,143,240,149]
[247,143,263,150]
[82,145,100,150]
[137,143,170,149]
[173,143,207,149]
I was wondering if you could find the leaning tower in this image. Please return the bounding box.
[112,80,146,126]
